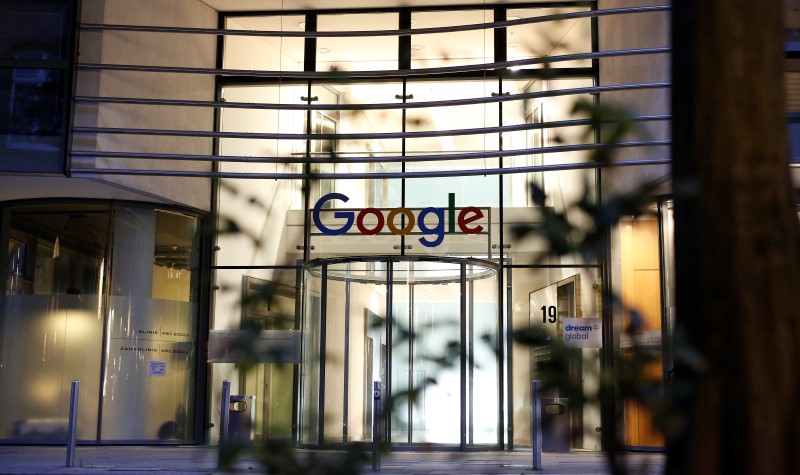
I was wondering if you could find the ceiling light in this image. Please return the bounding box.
[298,22,305,29]
[411,44,425,50]
[508,16,521,21]
[410,19,417,26]
[318,47,329,53]
[508,42,521,48]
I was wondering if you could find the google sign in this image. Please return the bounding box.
[312,192,485,248]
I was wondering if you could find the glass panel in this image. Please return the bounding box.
[391,261,463,445]
[315,262,389,443]
[405,79,499,172]
[503,168,597,266]
[322,268,347,443]
[239,276,297,441]
[100,209,199,441]
[389,262,411,444]
[356,265,387,442]
[0,1,69,61]
[223,15,305,72]
[317,13,398,72]
[309,82,403,208]
[0,68,63,172]
[503,78,595,208]
[402,80,498,258]
[466,263,499,444]
[218,84,306,266]
[307,82,404,257]
[410,10,492,69]
[0,205,109,442]
[410,277,462,444]
[503,79,595,207]
[307,85,341,209]
[220,84,306,169]
[506,7,592,70]
[404,79,500,202]
[299,266,322,444]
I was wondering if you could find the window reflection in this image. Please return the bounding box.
[0,0,70,173]
[0,68,63,172]
[0,1,67,61]
[0,205,109,442]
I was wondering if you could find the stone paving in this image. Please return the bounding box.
[0,445,665,475]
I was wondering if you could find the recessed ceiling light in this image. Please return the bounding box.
[318,47,330,53]
[411,44,425,50]
[298,22,305,29]
[508,42,521,48]
[508,16,521,21]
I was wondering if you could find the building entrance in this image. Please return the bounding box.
[299,256,500,449]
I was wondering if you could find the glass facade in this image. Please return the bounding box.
[0,203,204,443]
[210,4,611,451]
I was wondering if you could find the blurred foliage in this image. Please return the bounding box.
[511,99,704,475]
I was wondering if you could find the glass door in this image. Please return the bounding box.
[300,257,499,449]
[390,260,462,445]
[239,278,297,442]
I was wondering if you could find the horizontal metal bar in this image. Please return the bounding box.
[73,82,671,112]
[76,47,670,80]
[78,5,670,38]
[70,158,672,180]
[71,139,670,164]
[72,115,670,141]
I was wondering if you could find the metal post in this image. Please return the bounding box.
[372,381,382,471]
[65,380,79,467]
[531,380,542,470]
[220,380,231,444]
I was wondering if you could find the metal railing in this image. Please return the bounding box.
[70,4,672,180]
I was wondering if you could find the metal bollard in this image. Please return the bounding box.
[65,380,79,467]
[217,380,231,469]
[372,381,382,471]
[531,380,542,470]
[220,380,231,444]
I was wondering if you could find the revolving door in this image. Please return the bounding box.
[299,257,501,449]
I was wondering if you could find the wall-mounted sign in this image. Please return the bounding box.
[148,360,167,376]
[208,330,301,364]
[561,318,602,348]
[312,192,484,247]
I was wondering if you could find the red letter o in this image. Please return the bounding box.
[356,208,384,235]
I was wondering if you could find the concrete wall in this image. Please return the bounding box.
[73,0,217,211]
[598,0,671,197]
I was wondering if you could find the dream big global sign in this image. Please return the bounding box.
[312,192,485,248]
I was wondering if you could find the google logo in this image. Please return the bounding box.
[312,193,485,248]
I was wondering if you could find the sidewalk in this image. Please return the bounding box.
[0,445,665,475]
